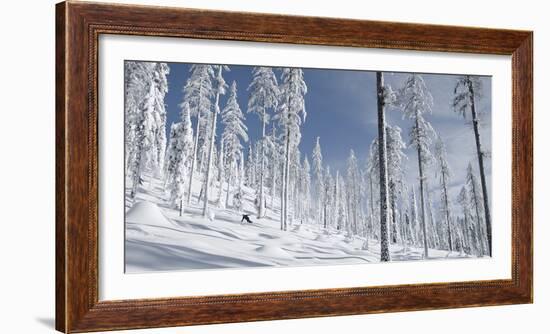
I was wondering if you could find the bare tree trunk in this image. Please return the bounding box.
[376,72,391,262]
[467,77,492,256]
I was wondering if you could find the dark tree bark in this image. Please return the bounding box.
[389,182,398,244]
[376,72,391,262]
[467,77,492,256]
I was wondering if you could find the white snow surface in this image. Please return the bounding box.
[125,174,470,273]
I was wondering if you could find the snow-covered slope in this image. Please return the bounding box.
[125,174,469,273]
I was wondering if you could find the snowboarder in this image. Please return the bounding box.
[241,214,253,224]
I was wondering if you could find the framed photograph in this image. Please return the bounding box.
[56,1,533,332]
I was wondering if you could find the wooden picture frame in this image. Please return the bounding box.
[56,1,533,332]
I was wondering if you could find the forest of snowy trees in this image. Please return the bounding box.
[125,60,492,269]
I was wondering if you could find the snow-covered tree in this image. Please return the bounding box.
[202,65,229,217]
[366,140,379,243]
[458,185,477,255]
[289,149,302,223]
[337,172,350,235]
[453,75,492,255]
[275,68,307,231]
[312,137,324,226]
[247,67,279,218]
[216,139,226,208]
[293,153,303,221]
[152,62,170,175]
[434,135,453,251]
[182,64,215,205]
[410,188,420,247]
[221,81,249,209]
[346,150,362,236]
[398,185,411,247]
[425,187,438,248]
[370,125,406,245]
[126,62,170,199]
[398,73,435,258]
[163,126,177,186]
[245,146,254,187]
[386,125,406,245]
[233,150,246,212]
[125,61,151,173]
[300,157,312,223]
[322,166,334,229]
[334,170,342,231]
[165,102,194,215]
[265,126,280,210]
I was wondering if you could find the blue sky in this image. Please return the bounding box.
[161,62,491,216]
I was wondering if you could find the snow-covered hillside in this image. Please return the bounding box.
[124,62,491,272]
[125,174,469,273]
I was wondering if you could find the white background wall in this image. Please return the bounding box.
[0,0,546,333]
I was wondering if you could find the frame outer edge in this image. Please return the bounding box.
[55,1,534,332]
[55,1,68,332]
[517,32,534,303]
[510,32,533,303]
